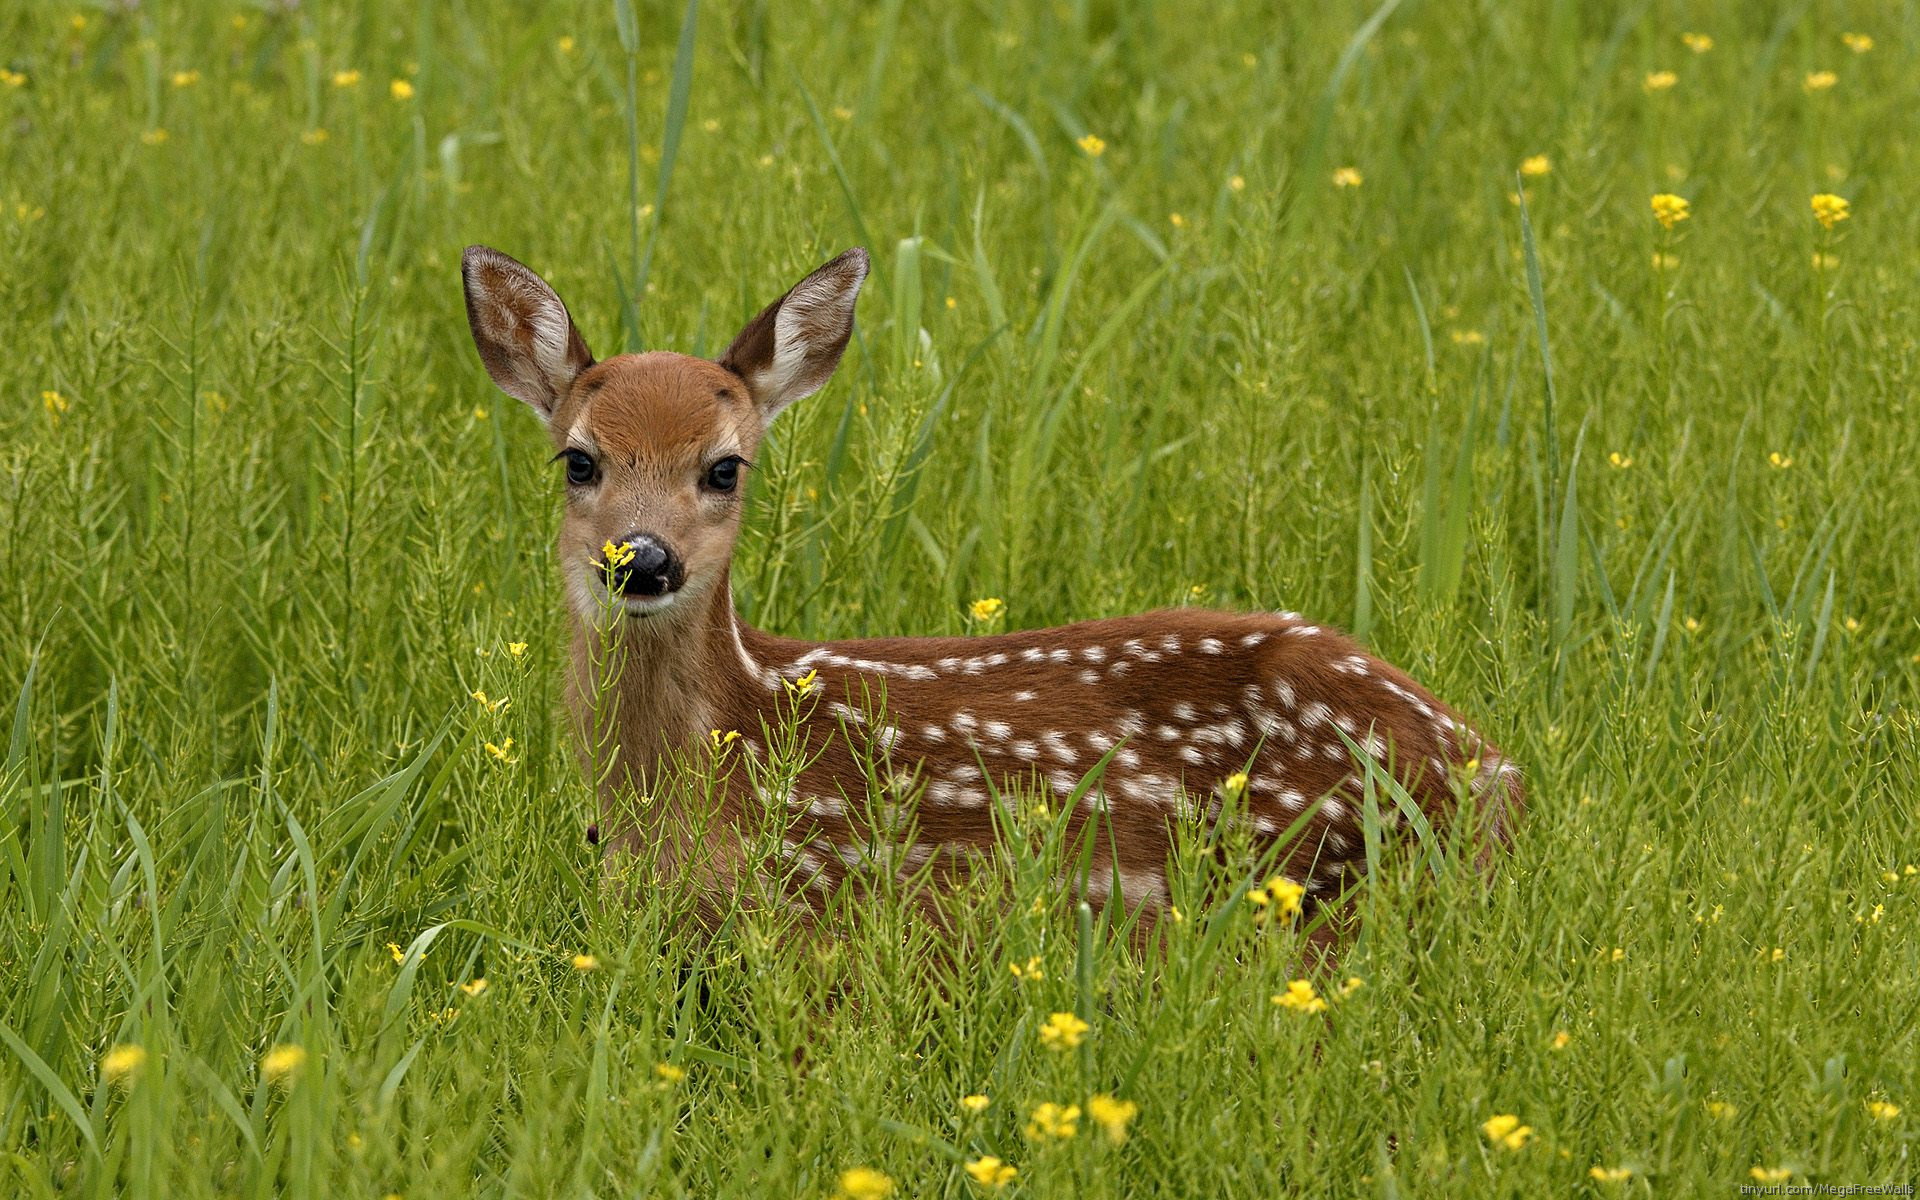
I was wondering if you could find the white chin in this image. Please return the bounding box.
[618,592,679,618]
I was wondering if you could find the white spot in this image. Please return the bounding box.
[1156,724,1182,741]
[1287,624,1321,638]
[828,702,868,726]
[1298,701,1332,730]
[982,720,1012,741]
[1107,659,1132,677]
[1334,713,1358,736]
[1171,701,1198,722]
[1086,730,1116,753]
[1041,732,1077,763]
[1113,748,1141,769]
[1078,669,1101,684]
[1271,679,1297,709]
[1115,712,1146,738]
[807,793,844,818]
[1081,645,1108,663]
[952,710,978,733]
[1178,745,1205,765]
[1158,634,1181,653]
[1010,740,1038,760]
[793,646,831,667]
[1022,647,1046,663]
[1014,690,1037,702]
[1277,788,1307,811]
[937,656,963,671]
[1239,632,1268,648]
[923,724,947,742]
[1048,647,1072,664]
[1198,637,1224,655]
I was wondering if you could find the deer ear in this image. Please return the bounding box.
[719,248,868,424]
[461,245,595,419]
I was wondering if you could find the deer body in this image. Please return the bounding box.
[462,244,1520,925]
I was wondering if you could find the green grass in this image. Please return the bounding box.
[3,1,1918,1195]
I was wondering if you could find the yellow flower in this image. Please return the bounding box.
[484,738,517,764]
[834,1167,893,1200]
[171,70,201,88]
[1650,193,1690,230]
[387,942,407,964]
[1330,166,1363,188]
[301,129,330,145]
[1804,70,1838,92]
[571,953,598,971]
[1025,1101,1080,1141]
[506,641,527,657]
[1651,251,1680,270]
[1607,452,1633,469]
[1008,956,1045,982]
[1076,133,1106,157]
[1481,1113,1533,1151]
[1222,772,1249,799]
[101,1044,149,1085]
[1681,33,1714,54]
[602,539,636,568]
[1038,1011,1090,1051]
[1589,1166,1633,1183]
[41,390,69,421]
[1768,451,1793,469]
[1229,174,1246,191]
[471,689,509,713]
[1168,212,1187,229]
[141,128,170,145]
[1519,154,1552,178]
[968,597,1006,622]
[1337,975,1365,998]
[1810,193,1850,229]
[1867,1099,1900,1121]
[1842,33,1874,54]
[557,35,577,54]
[260,1044,308,1085]
[1643,70,1678,92]
[1271,979,1327,1013]
[1248,876,1305,924]
[332,69,362,88]
[1551,1029,1573,1050]
[961,1093,991,1114]
[459,977,488,997]
[1449,329,1486,346]
[964,1156,1018,1188]
[1086,1093,1138,1143]
[1750,1167,1791,1184]
[1704,1098,1736,1119]
[830,106,854,121]
[0,69,27,88]
[653,1062,687,1083]
[390,78,414,100]
[1812,252,1839,270]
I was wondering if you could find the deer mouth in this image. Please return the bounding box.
[619,591,679,618]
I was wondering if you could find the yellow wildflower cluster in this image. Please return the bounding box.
[1804,70,1837,92]
[1330,166,1363,188]
[260,1043,308,1085]
[1519,154,1551,178]
[1481,1112,1533,1151]
[1271,978,1327,1013]
[1643,70,1678,92]
[965,1156,1017,1188]
[968,597,1006,623]
[101,1044,148,1085]
[1810,193,1850,230]
[1025,1101,1080,1141]
[1650,193,1690,230]
[1248,875,1305,924]
[1037,1011,1089,1051]
[834,1167,893,1200]
[1008,955,1045,982]
[1681,33,1713,53]
[1842,33,1873,54]
[1076,134,1106,158]
[1086,1093,1138,1143]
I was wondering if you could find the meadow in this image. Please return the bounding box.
[3,0,1918,1195]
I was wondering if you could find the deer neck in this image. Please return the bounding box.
[567,570,775,799]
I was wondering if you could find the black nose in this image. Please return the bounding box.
[604,534,684,597]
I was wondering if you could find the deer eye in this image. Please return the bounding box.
[704,455,745,493]
[561,449,597,486]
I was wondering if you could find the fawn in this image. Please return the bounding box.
[461,244,1521,927]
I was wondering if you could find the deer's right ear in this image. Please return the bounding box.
[461,245,595,419]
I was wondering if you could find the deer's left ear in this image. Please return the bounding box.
[719,248,869,424]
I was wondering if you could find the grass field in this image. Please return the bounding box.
[4,1,1919,1195]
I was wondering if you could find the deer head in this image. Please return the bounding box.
[460,244,869,626]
